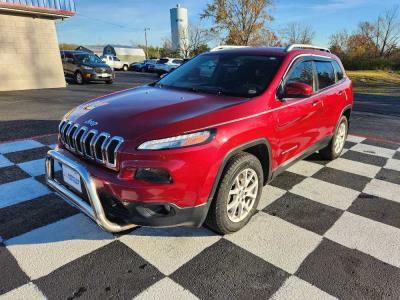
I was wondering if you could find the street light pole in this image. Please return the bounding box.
[144,28,150,59]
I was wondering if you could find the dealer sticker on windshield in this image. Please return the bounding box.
[62,165,82,193]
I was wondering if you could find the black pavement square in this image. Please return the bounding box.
[35,241,164,299]
[34,135,58,146]
[344,141,357,149]
[0,243,30,295]
[375,168,400,185]
[304,153,330,165]
[0,194,78,240]
[361,139,399,150]
[0,165,30,185]
[264,193,343,235]
[348,193,400,229]
[296,239,400,299]
[171,239,289,300]
[312,167,371,191]
[342,150,387,167]
[4,146,50,164]
[269,171,307,191]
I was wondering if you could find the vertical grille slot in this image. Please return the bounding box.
[62,122,72,145]
[83,130,97,158]
[66,123,78,150]
[74,127,87,154]
[92,133,110,163]
[105,137,124,167]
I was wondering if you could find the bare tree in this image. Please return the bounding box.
[376,6,400,57]
[329,30,350,55]
[180,24,213,58]
[201,0,275,46]
[281,22,315,46]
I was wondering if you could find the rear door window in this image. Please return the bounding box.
[332,61,344,81]
[315,61,336,90]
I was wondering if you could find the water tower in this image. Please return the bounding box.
[170,4,188,53]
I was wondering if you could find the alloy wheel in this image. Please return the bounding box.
[227,168,259,223]
[334,122,347,154]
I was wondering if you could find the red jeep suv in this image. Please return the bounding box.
[46,45,353,234]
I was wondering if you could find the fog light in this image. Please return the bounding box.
[135,168,172,184]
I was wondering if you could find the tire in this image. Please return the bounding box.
[75,71,84,85]
[320,116,348,160]
[106,80,113,84]
[205,152,263,235]
[123,65,128,71]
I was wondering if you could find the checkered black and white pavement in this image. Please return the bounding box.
[1,134,400,299]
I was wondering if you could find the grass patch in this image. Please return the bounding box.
[347,70,400,97]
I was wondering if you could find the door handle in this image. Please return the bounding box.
[312,100,319,107]
[338,90,344,96]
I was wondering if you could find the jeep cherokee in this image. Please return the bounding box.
[46,44,353,234]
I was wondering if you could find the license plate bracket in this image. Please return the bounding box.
[62,164,82,193]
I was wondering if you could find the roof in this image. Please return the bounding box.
[0,0,76,19]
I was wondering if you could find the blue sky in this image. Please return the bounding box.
[56,0,399,47]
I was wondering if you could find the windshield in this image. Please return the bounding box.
[156,53,282,98]
[75,53,103,64]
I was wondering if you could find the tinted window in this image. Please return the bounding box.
[286,61,314,87]
[315,61,335,89]
[74,53,103,64]
[157,54,282,98]
[332,61,344,81]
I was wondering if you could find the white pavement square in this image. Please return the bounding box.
[0,178,50,209]
[226,212,322,274]
[6,214,114,280]
[0,140,43,154]
[290,178,360,210]
[120,227,221,275]
[325,212,400,268]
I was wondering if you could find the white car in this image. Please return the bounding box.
[154,58,183,75]
[101,55,130,71]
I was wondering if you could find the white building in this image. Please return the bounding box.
[170,4,189,53]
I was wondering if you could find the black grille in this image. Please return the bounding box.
[59,120,124,170]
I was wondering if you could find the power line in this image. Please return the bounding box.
[75,13,144,31]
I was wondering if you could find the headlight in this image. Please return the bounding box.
[82,66,93,70]
[138,130,215,150]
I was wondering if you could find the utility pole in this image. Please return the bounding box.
[144,28,150,59]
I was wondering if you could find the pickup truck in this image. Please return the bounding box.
[101,55,130,71]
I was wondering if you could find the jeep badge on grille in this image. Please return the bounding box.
[84,119,98,127]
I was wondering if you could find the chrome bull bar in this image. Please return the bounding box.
[45,149,137,233]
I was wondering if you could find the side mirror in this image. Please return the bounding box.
[159,73,167,79]
[284,82,313,99]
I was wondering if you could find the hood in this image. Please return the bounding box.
[67,86,246,141]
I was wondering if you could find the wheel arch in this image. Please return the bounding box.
[208,138,272,203]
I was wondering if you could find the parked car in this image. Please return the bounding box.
[47,45,353,234]
[101,55,130,71]
[130,59,158,72]
[60,50,114,84]
[154,58,183,76]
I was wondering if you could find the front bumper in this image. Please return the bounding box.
[45,149,209,233]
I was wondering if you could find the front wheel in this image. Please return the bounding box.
[320,116,348,160]
[75,71,84,85]
[205,152,263,235]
